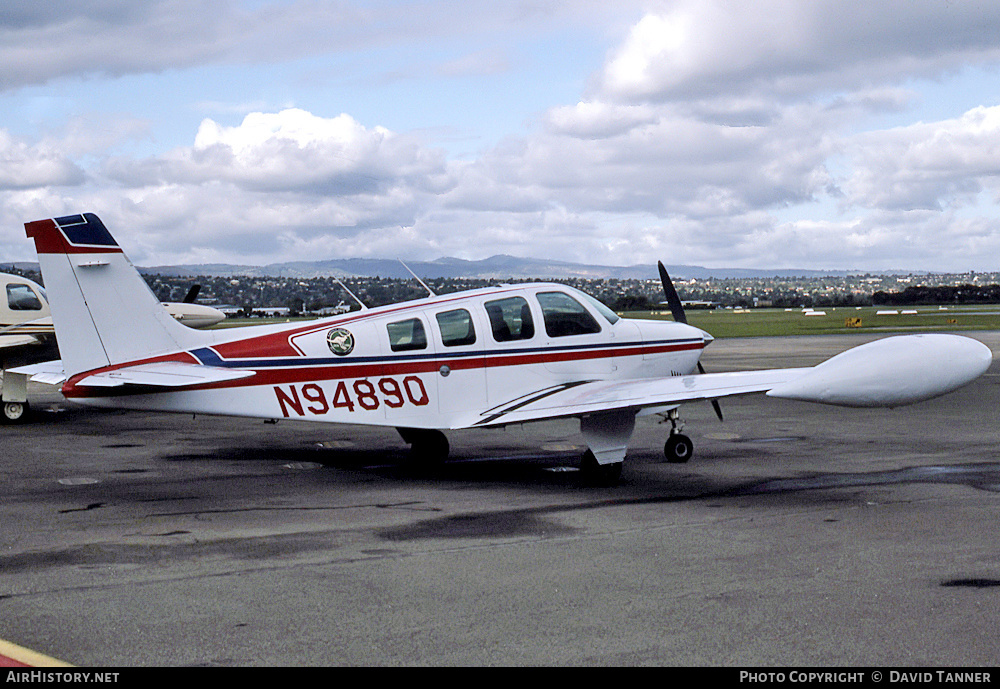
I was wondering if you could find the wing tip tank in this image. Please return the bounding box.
[766,334,992,407]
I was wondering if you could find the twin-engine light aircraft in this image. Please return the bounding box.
[13,213,994,482]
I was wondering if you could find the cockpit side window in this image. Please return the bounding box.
[7,284,42,311]
[537,291,602,337]
[484,297,535,342]
[387,318,427,352]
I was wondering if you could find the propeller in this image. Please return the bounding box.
[182,284,201,304]
[657,261,724,421]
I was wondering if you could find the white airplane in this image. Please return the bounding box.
[0,273,58,422]
[11,213,994,482]
[0,267,224,422]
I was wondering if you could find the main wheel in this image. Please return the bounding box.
[664,433,693,463]
[398,428,450,464]
[580,450,623,485]
[2,401,28,424]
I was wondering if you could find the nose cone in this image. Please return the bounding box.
[699,328,714,347]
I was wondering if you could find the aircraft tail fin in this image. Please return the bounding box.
[24,213,211,377]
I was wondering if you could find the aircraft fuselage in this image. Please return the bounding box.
[62,283,711,430]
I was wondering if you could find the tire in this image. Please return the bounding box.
[580,450,623,485]
[664,433,693,463]
[399,428,450,464]
[2,401,28,424]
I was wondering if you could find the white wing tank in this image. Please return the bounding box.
[766,334,992,408]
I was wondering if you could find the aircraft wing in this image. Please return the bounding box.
[11,360,255,389]
[469,368,811,427]
[0,333,44,350]
[469,333,993,428]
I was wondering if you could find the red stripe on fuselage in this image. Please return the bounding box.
[60,340,703,397]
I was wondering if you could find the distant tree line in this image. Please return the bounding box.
[873,284,1000,306]
[11,261,999,312]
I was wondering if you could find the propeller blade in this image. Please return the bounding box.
[696,362,724,421]
[657,261,687,324]
[710,399,724,421]
[182,284,201,304]
[662,261,723,422]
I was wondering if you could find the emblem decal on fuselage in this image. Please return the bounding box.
[327,328,355,356]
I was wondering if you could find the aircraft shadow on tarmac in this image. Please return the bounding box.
[162,442,625,486]
[160,439,1000,500]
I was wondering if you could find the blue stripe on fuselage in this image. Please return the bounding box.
[188,338,702,370]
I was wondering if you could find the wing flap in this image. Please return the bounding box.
[469,368,811,427]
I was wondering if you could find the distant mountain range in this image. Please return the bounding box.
[136,255,864,280]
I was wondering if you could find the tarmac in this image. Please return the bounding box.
[1,332,999,666]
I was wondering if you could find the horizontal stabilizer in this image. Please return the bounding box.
[8,360,67,385]
[76,362,255,389]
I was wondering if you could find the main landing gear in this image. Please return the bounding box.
[2,400,28,424]
[580,450,623,485]
[661,409,693,464]
[1,370,30,424]
[397,427,450,465]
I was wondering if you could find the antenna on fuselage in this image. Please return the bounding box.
[334,277,368,311]
[398,259,436,297]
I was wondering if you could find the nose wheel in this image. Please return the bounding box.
[664,433,693,463]
[660,408,693,463]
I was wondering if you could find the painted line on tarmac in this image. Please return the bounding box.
[0,638,71,667]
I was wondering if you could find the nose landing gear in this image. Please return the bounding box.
[660,409,693,463]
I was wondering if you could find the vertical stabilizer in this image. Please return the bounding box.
[24,213,210,377]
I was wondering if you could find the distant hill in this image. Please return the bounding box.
[138,255,856,280]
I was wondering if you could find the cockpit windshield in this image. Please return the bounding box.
[568,287,620,325]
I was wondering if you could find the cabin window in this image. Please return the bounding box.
[537,291,602,337]
[436,309,476,347]
[484,297,535,342]
[386,318,427,352]
[7,284,42,311]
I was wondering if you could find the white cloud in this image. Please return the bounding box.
[4,3,1000,272]
[106,108,452,196]
[0,129,85,189]
[596,0,1000,102]
[0,1,637,91]
[842,105,1000,211]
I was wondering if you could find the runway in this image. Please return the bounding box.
[2,332,999,666]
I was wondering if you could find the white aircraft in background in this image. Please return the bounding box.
[11,213,993,482]
[0,268,224,422]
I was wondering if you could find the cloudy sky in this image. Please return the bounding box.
[3,0,1000,272]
